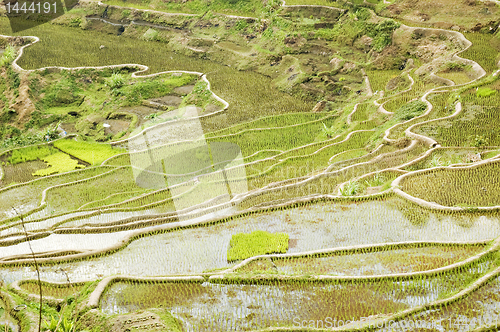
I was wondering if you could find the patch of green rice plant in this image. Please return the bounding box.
[476,87,497,97]
[462,32,500,74]
[227,230,289,261]
[54,139,126,165]
[366,69,401,92]
[7,145,56,165]
[32,152,85,176]
[401,160,500,207]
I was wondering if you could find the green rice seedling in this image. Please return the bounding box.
[32,152,85,176]
[476,87,497,97]
[53,139,125,165]
[414,86,500,147]
[462,32,500,74]
[7,146,56,165]
[227,230,289,261]
[401,160,500,207]
[365,69,403,93]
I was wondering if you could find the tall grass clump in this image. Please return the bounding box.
[340,179,361,196]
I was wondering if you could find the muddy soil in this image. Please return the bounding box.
[118,105,159,127]
[173,85,195,95]
[149,95,183,107]
[104,119,130,135]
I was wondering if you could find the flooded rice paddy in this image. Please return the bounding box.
[100,262,490,332]
[0,197,497,284]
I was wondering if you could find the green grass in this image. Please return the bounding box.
[6,145,56,165]
[227,230,289,261]
[33,152,85,176]
[53,139,126,165]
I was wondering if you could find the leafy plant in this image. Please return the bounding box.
[42,316,58,332]
[321,122,336,138]
[428,155,443,168]
[0,45,15,67]
[105,73,126,90]
[340,180,360,196]
[364,173,386,187]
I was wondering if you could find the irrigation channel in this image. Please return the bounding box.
[1,6,500,331]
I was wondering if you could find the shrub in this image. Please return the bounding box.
[394,100,427,121]
[227,230,289,261]
[105,73,126,90]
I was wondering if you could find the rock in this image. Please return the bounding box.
[340,62,356,73]
[329,57,343,70]
[354,35,373,51]
[312,100,327,112]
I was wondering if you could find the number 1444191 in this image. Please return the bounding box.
[6,2,57,14]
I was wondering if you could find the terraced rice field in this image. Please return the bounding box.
[0,2,500,331]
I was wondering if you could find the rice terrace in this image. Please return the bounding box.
[1,0,500,329]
